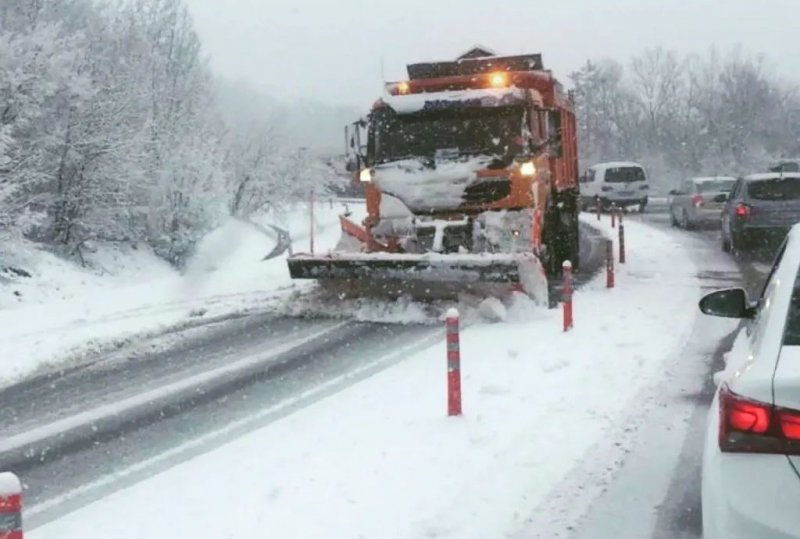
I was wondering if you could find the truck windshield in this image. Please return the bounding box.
[371,106,524,164]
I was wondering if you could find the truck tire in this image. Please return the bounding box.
[544,191,580,275]
[568,217,580,271]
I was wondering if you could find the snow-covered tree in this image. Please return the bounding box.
[0,0,343,267]
[572,48,800,191]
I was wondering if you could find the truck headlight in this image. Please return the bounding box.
[520,161,536,177]
[359,168,373,183]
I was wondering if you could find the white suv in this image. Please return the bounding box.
[580,161,650,212]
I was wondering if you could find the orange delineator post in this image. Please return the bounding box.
[562,260,573,331]
[619,222,626,264]
[0,472,22,539]
[606,239,615,289]
[446,309,462,417]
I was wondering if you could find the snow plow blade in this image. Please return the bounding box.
[287,252,548,303]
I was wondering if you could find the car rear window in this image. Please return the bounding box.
[770,162,800,173]
[697,180,736,193]
[784,265,800,346]
[604,167,645,183]
[747,178,800,201]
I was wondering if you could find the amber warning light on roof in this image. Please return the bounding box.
[488,71,508,88]
[386,71,511,96]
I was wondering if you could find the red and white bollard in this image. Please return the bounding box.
[619,222,626,264]
[562,260,573,332]
[595,196,601,221]
[309,187,316,254]
[0,472,22,539]
[606,239,615,289]
[611,205,617,228]
[445,308,462,417]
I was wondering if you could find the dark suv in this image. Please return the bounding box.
[722,173,800,253]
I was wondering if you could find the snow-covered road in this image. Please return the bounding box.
[13,317,442,526]
[5,217,605,529]
[541,214,747,539]
[15,210,761,539]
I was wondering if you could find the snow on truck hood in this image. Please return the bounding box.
[382,87,527,115]
[373,157,493,213]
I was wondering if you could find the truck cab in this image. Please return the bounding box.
[288,49,581,301]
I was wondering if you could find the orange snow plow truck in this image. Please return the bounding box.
[288,49,580,303]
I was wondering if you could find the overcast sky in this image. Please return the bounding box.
[184,0,800,110]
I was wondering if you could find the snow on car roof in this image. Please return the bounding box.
[382,87,528,114]
[744,172,800,181]
[588,161,644,170]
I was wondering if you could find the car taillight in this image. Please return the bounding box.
[691,194,703,207]
[735,203,751,218]
[719,385,800,454]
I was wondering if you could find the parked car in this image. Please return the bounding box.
[669,176,736,229]
[699,227,800,539]
[721,173,800,253]
[579,161,649,212]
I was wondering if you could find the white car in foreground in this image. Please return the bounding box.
[700,225,800,538]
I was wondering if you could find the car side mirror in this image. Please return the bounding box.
[699,288,756,319]
[713,193,729,203]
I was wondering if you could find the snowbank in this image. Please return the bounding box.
[29,215,708,539]
[0,202,363,387]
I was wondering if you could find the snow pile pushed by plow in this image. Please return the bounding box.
[29,216,728,539]
[0,202,363,386]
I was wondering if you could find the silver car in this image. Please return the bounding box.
[669,176,736,229]
[721,173,800,253]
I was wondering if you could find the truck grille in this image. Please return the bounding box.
[462,179,511,205]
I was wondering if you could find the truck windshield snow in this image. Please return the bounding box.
[371,106,524,164]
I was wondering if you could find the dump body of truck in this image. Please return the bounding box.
[288,49,580,302]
